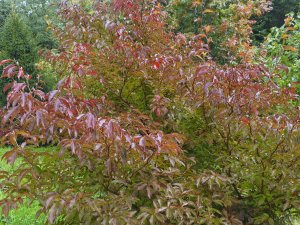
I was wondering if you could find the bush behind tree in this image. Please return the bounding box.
[257,12,300,96]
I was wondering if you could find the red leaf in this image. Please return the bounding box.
[3,82,13,93]
[139,136,145,148]
[2,108,17,124]
[48,90,58,102]
[2,65,17,78]
[12,83,26,93]
[45,195,55,209]
[17,67,25,78]
[2,150,17,164]
[36,110,43,127]
[0,59,12,66]
[241,117,250,124]
[48,204,56,224]
[33,90,45,99]
[17,169,30,185]
[1,204,9,217]
[153,61,161,69]
[71,140,76,154]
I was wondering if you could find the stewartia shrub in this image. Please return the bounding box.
[0,0,299,224]
[0,60,236,224]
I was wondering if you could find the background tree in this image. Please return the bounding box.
[0,0,61,105]
[167,0,273,64]
[0,0,11,27]
[0,0,59,49]
[252,0,300,43]
[0,11,38,105]
[0,12,37,73]
[257,12,300,96]
[16,0,59,49]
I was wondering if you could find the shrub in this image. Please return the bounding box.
[0,1,299,224]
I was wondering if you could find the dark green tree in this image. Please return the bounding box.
[0,0,11,27]
[0,0,59,49]
[0,12,38,105]
[17,0,59,49]
[0,12,37,73]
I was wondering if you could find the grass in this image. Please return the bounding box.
[0,147,46,225]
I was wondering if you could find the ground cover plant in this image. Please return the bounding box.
[0,0,299,224]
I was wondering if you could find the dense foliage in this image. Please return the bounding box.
[0,0,299,224]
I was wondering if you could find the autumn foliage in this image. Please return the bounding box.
[0,0,299,224]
